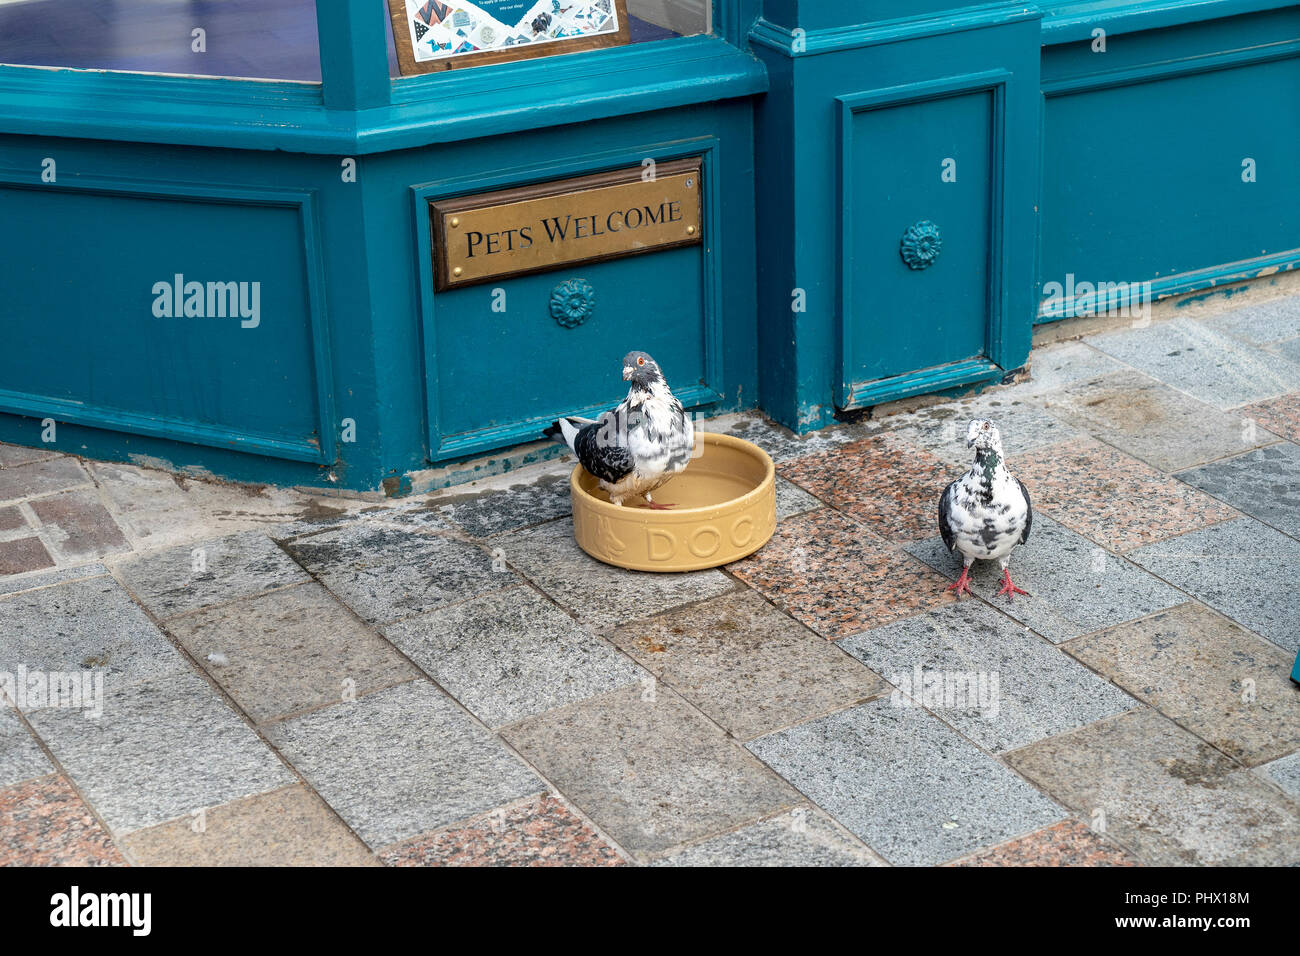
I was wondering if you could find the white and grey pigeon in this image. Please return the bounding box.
[937,419,1032,600]
[546,350,694,509]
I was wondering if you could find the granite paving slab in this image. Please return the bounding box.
[28,669,293,835]
[1086,318,1300,408]
[747,699,1065,866]
[1243,391,1300,443]
[907,512,1184,644]
[1175,442,1300,539]
[0,443,60,468]
[0,705,51,788]
[948,819,1138,867]
[501,683,802,861]
[383,585,641,728]
[0,456,91,505]
[168,582,419,725]
[1202,296,1300,345]
[607,590,888,741]
[722,416,862,464]
[432,472,573,537]
[1014,341,1125,395]
[114,530,310,619]
[1005,708,1300,866]
[1274,336,1300,365]
[1065,602,1300,766]
[1016,437,1238,551]
[774,476,823,518]
[286,521,514,625]
[0,536,54,576]
[29,488,131,563]
[1257,751,1300,799]
[266,679,543,849]
[0,562,109,598]
[651,806,884,867]
[495,518,736,631]
[1126,516,1300,654]
[840,600,1137,753]
[0,506,25,533]
[730,508,953,639]
[1035,369,1273,472]
[0,775,125,866]
[885,393,1083,467]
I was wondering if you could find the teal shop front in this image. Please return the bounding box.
[0,1,1296,494]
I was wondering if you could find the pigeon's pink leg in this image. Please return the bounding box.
[946,566,974,598]
[641,501,675,510]
[996,568,1029,600]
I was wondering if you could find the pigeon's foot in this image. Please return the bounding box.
[946,567,974,598]
[641,500,676,511]
[996,569,1029,600]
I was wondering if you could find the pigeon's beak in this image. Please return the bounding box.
[622,366,634,381]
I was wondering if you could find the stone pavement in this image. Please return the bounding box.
[2,294,1300,866]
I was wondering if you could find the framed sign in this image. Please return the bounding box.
[389,0,630,74]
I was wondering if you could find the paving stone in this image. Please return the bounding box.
[841,600,1137,753]
[949,819,1138,867]
[0,443,60,468]
[1244,391,1300,444]
[497,517,736,631]
[433,472,573,537]
[652,806,884,867]
[721,416,861,464]
[1017,341,1125,395]
[115,530,309,619]
[780,434,953,542]
[1274,336,1300,365]
[169,582,419,725]
[906,512,1184,644]
[1017,437,1238,551]
[608,590,888,741]
[1202,296,1300,345]
[0,562,109,598]
[747,699,1065,866]
[122,784,378,866]
[379,793,625,867]
[383,586,641,728]
[731,508,953,639]
[266,680,542,849]
[1257,751,1300,799]
[0,705,51,788]
[1065,603,1300,766]
[1005,708,1300,866]
[0,456,90,504]
[1086,318,1300,408]
[775,476,823,518]
[1175,443,1300,538]
[0,536,54,576]
[0,775,125,866]
[286,521,512,625]
[886,392,1083,466]
[1126,517,1300,654]
[502,683,801,861]
[0,506,26,534]
[0,575,184,713]
[1037,370,1272,472]
[30,488,131,563]
[29,669,293,835]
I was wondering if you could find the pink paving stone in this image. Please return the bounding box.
[379,793,625,867]
[1244,391,1300,443]
[0,444,58,468]
[0,457,90,505]
[0,537,55,576]
[949,819,1138,867]
[0,506,26,533]
[30,489,130,562]
[0,775,126,867]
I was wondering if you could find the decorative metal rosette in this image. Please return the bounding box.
[900,220,942,270]
[550,278,596,328]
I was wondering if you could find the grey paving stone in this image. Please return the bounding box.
[1274,336,1300,365]
[1037,370,1273,472]
[0,705,52,788]
[497,518,736,631]
[841,600,1137,753]
[502,683,801,860]
[747,699,1065,866]
[383,586,641,728]
[1202,296,1300,345]
[1016,341,1125,395]
[775,476,823,518]
[1126,517,1300,654]
[1087,318,1300,408]
[1176,442,1300,538]
[722,416,861,465]
[168,582,419,725]
[0,575,185,714]
[0,456,91,504]
[114,531,309,619]
[28,669,293,835]
[1257,751,1300,799]
[652,806,884,867]
[0,444,61,468]
[433,472,573,537]
[286,521,514,625]
[906,513,1184,644]
[266,680,542,849]
[607,590,888,741]
[1006,708,1300,866]
[888,393,1082,467]
[1066,603,1300,766]
[0,562,109,598]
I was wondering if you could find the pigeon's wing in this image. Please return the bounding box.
[1016,477,1033,544]
[938,481,959,552]
[573,410,633,484]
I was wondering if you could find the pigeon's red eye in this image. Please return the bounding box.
[637,357,646,367]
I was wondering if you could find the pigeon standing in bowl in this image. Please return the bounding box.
[546,351,694,509]
[937,419,1032,600]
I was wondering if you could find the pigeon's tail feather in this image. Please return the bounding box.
[545,417,586,453]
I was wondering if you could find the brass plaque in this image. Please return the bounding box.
[431,158,703,290]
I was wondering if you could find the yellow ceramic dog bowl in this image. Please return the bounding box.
[570,432,776,572]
